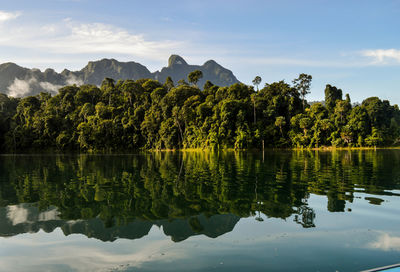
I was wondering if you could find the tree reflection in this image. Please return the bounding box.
[0,150,399,241]
[294,206,315,228]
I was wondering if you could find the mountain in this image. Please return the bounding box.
[0,55,240,97]
[61,58,153,86]
[154,55,240,88]
[0,203,240,242]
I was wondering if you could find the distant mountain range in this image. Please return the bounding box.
[0,55,240,97]
[0,203,240,242]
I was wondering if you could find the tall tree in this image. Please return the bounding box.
[251,94,257,124]
[324,84,342,111]
[101,78,116,106]
[188,70,203,87]
[292,73,312,110]
[3,73,400,151]
[275,116,286,137]
[252,76,262,91]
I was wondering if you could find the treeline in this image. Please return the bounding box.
[0,73,399,151]
[1,151,399,229]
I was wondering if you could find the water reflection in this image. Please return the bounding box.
[368,233,400,251]
[0,204,239,242]
[0,150,399,242]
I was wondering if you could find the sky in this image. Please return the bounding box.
[0,0,400,103]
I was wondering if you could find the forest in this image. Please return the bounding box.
[0,71,399,152]
[1,150,398,231]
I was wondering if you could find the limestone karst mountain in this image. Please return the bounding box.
[153,55,240,88]
[0,204,240,242]
[0,55,240,97]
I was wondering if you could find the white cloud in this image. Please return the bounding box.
[7,77,37,98]
[0,18,185,62]
[7,77,61,97]
[39,81,63,93]
[361,49,400,64]
[66,74,84,85]
[2,11,396,76]
[0,11,20,22]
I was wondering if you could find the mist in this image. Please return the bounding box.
[7,77,62,98]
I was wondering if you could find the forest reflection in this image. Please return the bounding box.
[0,150,399,242]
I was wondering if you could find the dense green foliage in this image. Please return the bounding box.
[1,151,399,234]
[0,74,400,152]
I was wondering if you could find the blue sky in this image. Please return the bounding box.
[0,0,400,103]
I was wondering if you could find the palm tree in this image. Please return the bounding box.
[252,76,262,91]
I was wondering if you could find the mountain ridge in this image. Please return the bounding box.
[0,55,240,97]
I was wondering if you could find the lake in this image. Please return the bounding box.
[0,150,400,271]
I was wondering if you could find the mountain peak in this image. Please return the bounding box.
[0,56,240,97]
[168,55,187,67]
[203,59,219,67]
[88,58,116,65]
[0,62,22,71]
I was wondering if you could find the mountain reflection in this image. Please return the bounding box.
[0,150,399,242]
[0,204,239,242]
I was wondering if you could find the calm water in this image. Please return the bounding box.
[1,150,400,271]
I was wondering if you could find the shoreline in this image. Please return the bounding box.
[148,146,400,152]
[3,146,400,155]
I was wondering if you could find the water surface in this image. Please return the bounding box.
[1,150,400,271]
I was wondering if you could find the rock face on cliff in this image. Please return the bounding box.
[61,58,153,86]
[154,55,239,88]
[0,55,240,97]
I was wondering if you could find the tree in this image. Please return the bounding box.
[324,84,342,111]
[365,127,383,147]
[164,76,174,91]
[345,93,351,104]
[188,70,203,87]
[299,117,312,137]
[2,73,400,152]
[275,116,286,137]
[362,97,385,128]
[101,78,115,89]
[334,99,351,125]
[177,79,188,86]
[142,79,163,92]
[172,106,184,146]
[203,80,214,90]
[252,76,262,91]
[347,106,369,146]
[292,73,312,110]
[251,94,257,124]
[101,78,116,106]
[340,125,354,145]
[79,103,94,122]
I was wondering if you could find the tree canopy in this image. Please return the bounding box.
[188,70,203,86]
[0,74,399,152]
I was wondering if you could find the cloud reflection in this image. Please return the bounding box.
[0,227,186,272]
[368,233,400,251]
